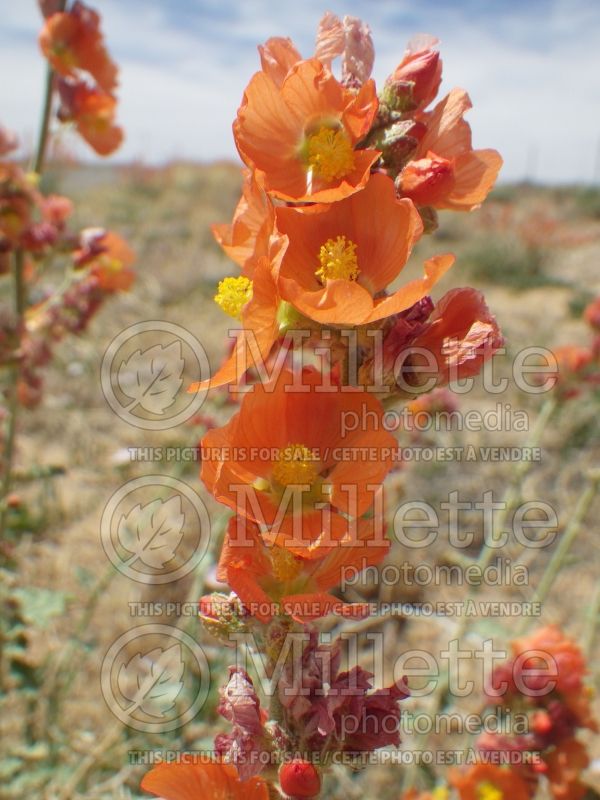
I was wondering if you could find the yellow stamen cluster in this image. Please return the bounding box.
[272,443,319,487]
[271,546,302,582]
[432,788,449,800]
[214,276,253,319]
[316,235,360,284]
[476,782,503,800]
[306,126,355,182]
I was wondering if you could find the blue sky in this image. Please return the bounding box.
[1,0,599,183]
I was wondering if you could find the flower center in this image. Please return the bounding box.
[316,235,360,283]
[306,126,355,182]
[271,546,302,582]
[476,782,503,800]
[214,276,253,318]
[272,443,319,487]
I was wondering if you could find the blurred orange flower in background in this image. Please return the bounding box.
[449,763,531,800]
[57,79,123,156]
[39,0,118,92]
[74,229,135,292]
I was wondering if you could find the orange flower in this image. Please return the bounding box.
[233,58,380,202]
[74,229,135,291]
[402,789,449,800]
[39,1,118,93]
[189,240,284,392]
[511,625,597,730]
[275,172,453,325]
[544,739,589,800]
[449,764,531,800]
[384,36,442,112]
[212,172,274,268]
[141,759,268,800]
[200,368,396,547]
[398,88,502,210]
[57,79,123,156]
[394,287,504,394]
[217,514,388,622]
[259,13,374,90]
[258,37,302,87]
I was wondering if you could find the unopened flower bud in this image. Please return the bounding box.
[531,709,553,736]
[388,40,441,110]
[371,120,423,173]
[279,759,321,798]
[198,592,244,645]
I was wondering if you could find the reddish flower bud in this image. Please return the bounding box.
[279,760,321,798]
[388,37,441,110]
[397,154,456,207]
[532,709,553,736]
[198,594,220,620]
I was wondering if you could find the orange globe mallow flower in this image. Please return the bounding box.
[275,172,454,325]
[233,58,380,202]
[57,80,123,156]
[200,369,397,546]
[73,229,136,292]
[141,759,268,800]
[189,238,285,392]
[398,88,502,210]
[212,172,275,268]
[449,764,531,800]
[39,1,118,93]
[217,513,389,622]
[510,625,597,731]
[545,738,590,800]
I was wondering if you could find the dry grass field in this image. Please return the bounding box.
[1,162,599,799]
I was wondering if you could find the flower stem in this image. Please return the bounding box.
[0,250,26,540]
[31,0,67,175]
[31,63,56,175]
[400,395,557,790]
[514,469,599,636]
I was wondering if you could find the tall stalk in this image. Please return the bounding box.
[0,1,65,539]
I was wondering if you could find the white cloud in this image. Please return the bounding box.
[1,0,599,182]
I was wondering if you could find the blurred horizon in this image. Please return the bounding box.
[2,0,600,185]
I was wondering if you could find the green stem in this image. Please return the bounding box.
[583,581,600,658]
[0,250,26,540]
[31,0,68,175]
[31,63,56,176]
[514,470,599,636]
[400,396,557,791]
